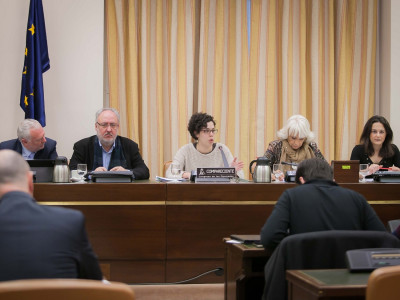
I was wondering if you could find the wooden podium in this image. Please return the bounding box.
[224,239,270,300]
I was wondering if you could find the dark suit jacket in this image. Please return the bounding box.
[260,179,386,251]
[0,191,102,281]
[69,135,150,180]
[0,138,58,159]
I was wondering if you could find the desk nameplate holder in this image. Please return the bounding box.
[331,160,359,183]
[195,167,236,182]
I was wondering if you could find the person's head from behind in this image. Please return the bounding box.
[360,115,393,156]
[295,158,333,184]
[17,119,46,153]
[0,150,33,198]
[187,112,217,145]
[277,115,315,150]
[95,108,120,149]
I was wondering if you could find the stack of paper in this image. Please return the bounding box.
[155,176,186,182]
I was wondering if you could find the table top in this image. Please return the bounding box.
[286,269,370,298]
[290,269,370,286]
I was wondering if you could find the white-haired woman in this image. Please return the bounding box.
[264,115,325,179]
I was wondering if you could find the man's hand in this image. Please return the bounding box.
[110,166,127,171]
[94,167,107,171]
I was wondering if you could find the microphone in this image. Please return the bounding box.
[219,146,229,168]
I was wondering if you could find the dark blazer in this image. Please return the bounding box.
[69,135,150,180]
[0,138,58,159]
[0,191,102,281]
[260,179,386,251]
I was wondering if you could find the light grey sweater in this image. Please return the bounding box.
[166,143,244,178]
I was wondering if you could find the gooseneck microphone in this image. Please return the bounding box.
[219,146,229,168]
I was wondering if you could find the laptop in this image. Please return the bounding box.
[27,159,55,182]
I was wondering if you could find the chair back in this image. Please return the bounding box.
[366,265,400,300]
[164,161,172,177]
[0,279,135,300]
[262,230,400,300]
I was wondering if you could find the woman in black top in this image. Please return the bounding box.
[350,115,400,174]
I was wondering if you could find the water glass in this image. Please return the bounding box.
[359,164,369,182]
[171,163,181,179]
[273,164,284,181]
[77,164,87,181]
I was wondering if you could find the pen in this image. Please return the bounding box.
[379,167,392,170]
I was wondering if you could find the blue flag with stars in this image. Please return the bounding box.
[20,0,50,127]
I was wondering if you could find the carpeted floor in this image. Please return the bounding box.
[130,283,224,300]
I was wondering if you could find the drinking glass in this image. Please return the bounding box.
[359,164,369,182]
[170,163,182,179]
[77,164,87,181]
[273,164,284,181]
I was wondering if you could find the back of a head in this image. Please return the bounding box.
[295,158,333,183]
[17,119,42,141]
[0,150,30,187]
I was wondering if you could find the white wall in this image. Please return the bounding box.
[0,0,103,159]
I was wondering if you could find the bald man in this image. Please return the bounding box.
[0,150,102,281]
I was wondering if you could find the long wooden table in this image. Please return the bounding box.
[34,181,400,283]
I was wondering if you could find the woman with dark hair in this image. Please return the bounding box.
[166,112,244,179]
[350,115,400,174]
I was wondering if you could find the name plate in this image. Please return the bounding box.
[196,167,236,179]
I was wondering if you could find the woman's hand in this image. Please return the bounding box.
[182,171,191,179]
[391,165,400,171]
[272,172,284,181]
[230,157,244,172]
[368,164,382,174]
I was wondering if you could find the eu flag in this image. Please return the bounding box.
[20,0,50,127]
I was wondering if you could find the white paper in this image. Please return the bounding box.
[155,176,187,182]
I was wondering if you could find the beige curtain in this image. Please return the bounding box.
[106,0,377,179]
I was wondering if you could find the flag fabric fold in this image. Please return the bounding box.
[20,0,50,127]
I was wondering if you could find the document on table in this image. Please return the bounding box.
[155,176,187,182]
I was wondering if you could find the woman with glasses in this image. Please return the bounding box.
[350,115,400,174]
[166,112,244,179]
[264,115,325,180]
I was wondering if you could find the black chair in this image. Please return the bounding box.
[262,230,400,300]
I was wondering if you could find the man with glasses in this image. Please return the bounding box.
[69,108,149,179]
[0,119,58,160]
